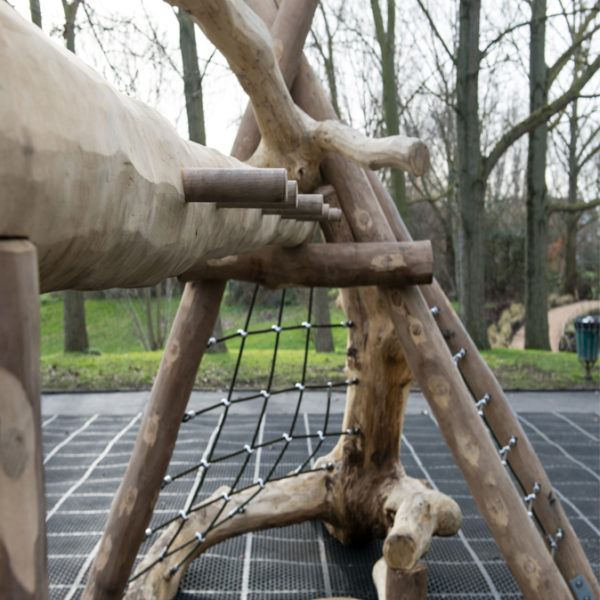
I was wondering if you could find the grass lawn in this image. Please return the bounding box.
[40,294,598,391]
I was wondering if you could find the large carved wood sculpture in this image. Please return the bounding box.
[1,1,597,600]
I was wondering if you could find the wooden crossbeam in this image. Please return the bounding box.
[179,241,433,288]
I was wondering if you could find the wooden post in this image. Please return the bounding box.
[367,170,600,599]
[373,559,428,600]
[0,239,48,600]
[82,280,226,600]
[179,241,434,288]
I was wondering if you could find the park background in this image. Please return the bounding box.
[10,0,600,391]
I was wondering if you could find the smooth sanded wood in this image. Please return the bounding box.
[290,44,574,600]
[367,170,600,599]
[179,241,433,288]
[0,6,314,292]
[182,167,287,204]
[262,193,323,215]
[0,240,47,600]
[82,280,226,600]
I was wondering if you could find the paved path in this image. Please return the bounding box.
[42,389,600,415]
[510,299,600,352]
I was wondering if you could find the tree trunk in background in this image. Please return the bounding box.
[524,0,550,350]
[563,99,580,297]
[371,0,406,214]
[30,0,42,28]
[313,287,335,352]
[178,8,227,353]
[62,0,89,353]
[456,0,488,349]
[64,290,89,352]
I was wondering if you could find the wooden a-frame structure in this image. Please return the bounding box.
[0,2,598,599]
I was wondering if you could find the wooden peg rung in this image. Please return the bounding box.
[263,193,323,216]
[183,167,288,204]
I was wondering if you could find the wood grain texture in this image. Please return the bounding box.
[179,241,433,288]
[0,5,313,292]
[0,240,47,600]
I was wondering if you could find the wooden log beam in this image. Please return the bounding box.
[287,32,574,600]
[183,167,288,204]
[0,6,314,292]
[0,240,47,600]
[367,171,600,598]
[82,280,226,600]
[179,241,433,288]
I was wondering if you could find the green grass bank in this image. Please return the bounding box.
[41,294,599,392]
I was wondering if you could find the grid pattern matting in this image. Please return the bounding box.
[43,410,600,599]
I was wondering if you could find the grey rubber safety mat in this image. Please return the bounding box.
[43,410,600,600]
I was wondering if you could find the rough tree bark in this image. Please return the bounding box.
[371,0,406,213]
[525,0,551,350]
[60,0,89,353]
[456,0,488,349]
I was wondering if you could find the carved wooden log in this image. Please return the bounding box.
[183,167,288,204]
[179,241,433,288]
[367,170,600,598]
[0,240,47,600]
[0,5,314,292]
[83,280,226,600]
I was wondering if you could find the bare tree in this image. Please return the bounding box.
[61,0,90,353]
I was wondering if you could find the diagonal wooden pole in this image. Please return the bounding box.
[83,2,321,599]
[0,239,48,600]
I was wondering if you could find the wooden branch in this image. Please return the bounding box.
[183,167,288,204]
[0,240,47,600]
[170,0,431,191]
[484,51,600,179]
[0,6,314,292]
[548,197,600,214]
[83,280,226,600]
[125,472,334,600]
[179,241,433,288]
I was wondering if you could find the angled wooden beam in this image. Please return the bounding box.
[179,241,433,288]
[0,239,47,600]
[82,280,226,600]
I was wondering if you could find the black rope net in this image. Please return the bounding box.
[131,284,358,583]
[442,313,565,559]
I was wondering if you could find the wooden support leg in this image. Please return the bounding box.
[373,558,428,600]
[83,280,226,600]
[0,240,48,600]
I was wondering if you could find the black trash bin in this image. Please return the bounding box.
[574,316,599,379]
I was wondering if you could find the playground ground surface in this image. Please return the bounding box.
[42,390,599,600]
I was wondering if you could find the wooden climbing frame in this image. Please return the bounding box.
[0,2,598,600]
